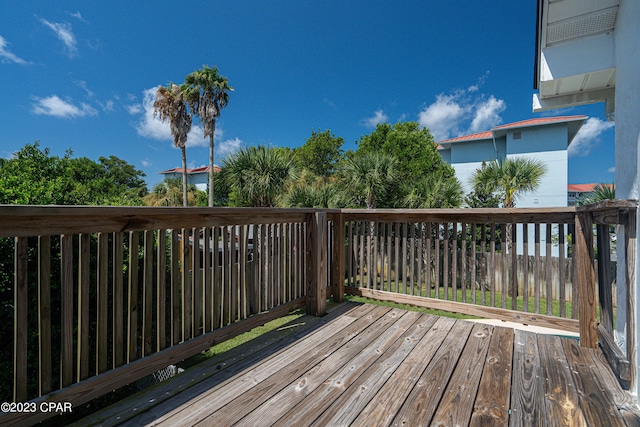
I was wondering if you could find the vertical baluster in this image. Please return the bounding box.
[113,232,124,366]
[78,234,90,380]
[38,236,52,395]
[14,237,28,400]
[156,229,167,350]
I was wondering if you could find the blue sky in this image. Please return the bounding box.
[0,1,615,189]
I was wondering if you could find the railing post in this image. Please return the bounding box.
[597,223,614,334]
[332,212,345,303]
[575,212,598,348]
[624,208,637,390]
[306,211,327,316]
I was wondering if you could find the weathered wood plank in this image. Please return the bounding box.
[575,213,598,348]
[431,323,493,427]
[470,326,514,427]
[236,309,421,427]
[392,320,474,425]
[510,329,546,427]
[347,286,579,332]
[156,304,387,427]
[73,303,361,427]
[561,338,626,426]
[310,313,436,426]
[142,230,154,357]
[353,316,456,427]
[537,334,586,426]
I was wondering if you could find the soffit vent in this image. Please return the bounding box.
[547,6,618,45]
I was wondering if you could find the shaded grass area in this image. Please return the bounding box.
[180,307,308,369]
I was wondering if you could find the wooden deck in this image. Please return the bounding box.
[78,302,640,427]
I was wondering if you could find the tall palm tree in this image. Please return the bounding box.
[470,157,547,208]
[185,66,233,207]
[222,146,298,207]
[340,152,399,209]
[403,175,464,209]
[153,84,192,206]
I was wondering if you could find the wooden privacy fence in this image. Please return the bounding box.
[0,206,331,426]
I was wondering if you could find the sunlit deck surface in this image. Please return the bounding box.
[80,302,640,426]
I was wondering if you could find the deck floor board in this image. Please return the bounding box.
[80,302,640,427]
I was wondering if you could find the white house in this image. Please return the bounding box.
[438,115,586,208]
[533,0,640,396]
[158,166,221,191]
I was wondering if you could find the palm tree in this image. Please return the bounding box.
[153,84,192,207]
[470,157,547,208]
[144,178,199,206]
[185,66,233,207]
[222,146,299,207]
[340,152,399,209]
[403,175,464,209]
[578,183,615,205]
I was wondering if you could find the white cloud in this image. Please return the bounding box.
[141,159,151,168]
[40,18,77,57]
[74,80,93,97]
[569,117,615,157]
[469,96,506,133]
[0,35,29,64]
[418,93,466,141]
[32,95,97,118]
[100,99,114,112]
[135,87,169,140]
[69,12,88,23]
[217,137,243,160]
[418,81,506,141]
[608,166,615,173]
[362,109,388,128]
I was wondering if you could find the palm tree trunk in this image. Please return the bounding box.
[208,120,216,207]
[181,147,188,207]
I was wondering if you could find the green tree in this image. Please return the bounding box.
[356,121,454,182]
[0,142,72,204]
[221,146,299,207]
[185,66,233,207]
[293,129,344,178]
[339,151,399,209]
[0,143,147,205]
[470,157,547,208]
[404,175,464,209]
[154,83,192,207]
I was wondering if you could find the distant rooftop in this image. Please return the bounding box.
[158,165,221,175]
[438,115,587,145]
[568,183,614,193]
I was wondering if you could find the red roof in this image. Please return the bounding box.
[438,115,587,144]
[568,183,614,192]
[438,130,493,144]
[158,165,222,174]
[492,116,586,130]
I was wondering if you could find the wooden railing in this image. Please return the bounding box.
[331,201,637,365]
[0,201,636,425]
[0,206,328,426]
